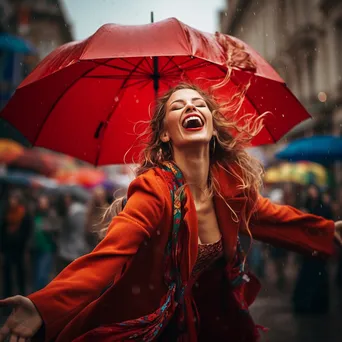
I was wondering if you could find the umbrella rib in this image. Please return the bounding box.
[120,58,147,90]
[33,59,112,145]
[162,58,208,73]
[143,57,154,73]
[95,58,150,166]
[91,60,149,76]
[118,57,154,75]
[159,56,175,73]
[84,75,147,80]
[122,78,152,89]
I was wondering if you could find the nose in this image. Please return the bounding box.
[184,102,196,113]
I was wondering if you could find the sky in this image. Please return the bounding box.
[61,0,226,41]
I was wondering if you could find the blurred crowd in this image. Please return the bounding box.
[244,182,342,315]
[0,183,115,298]
[1,174,342,318]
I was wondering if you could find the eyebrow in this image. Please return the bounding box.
[170,97,205,105]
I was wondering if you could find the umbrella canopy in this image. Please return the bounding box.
[55,167,106,188]
[276,136,342,164]
[0,139,24,164]
[0,18,310,165]
[7,148,59,177]
[264,162,328,187]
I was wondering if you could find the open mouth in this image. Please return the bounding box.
[182,115,204,130]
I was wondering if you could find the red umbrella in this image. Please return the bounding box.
[0,18,310,165]
[8,149,59,177]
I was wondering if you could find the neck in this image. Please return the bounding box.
[172,144,210,202]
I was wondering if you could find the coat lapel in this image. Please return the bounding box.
[213,163,248,263]
[182,163,249,275]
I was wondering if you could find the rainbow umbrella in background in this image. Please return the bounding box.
[264,162,328,187]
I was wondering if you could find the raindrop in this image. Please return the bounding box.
[281,114,285,118]
[156,230,161,236]
[132,285,141,295]
[136,99,139,104]
[114,96,119,102]
[216,316,220,321]
[149,284,155,290]
[224,12,228,17]
[265,33,268,37]
[318,272,322,276]
[253,12,256,16]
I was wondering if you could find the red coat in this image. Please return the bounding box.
[28,165,335,341]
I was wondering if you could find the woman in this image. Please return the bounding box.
[0,83,341,342]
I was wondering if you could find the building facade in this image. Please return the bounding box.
[0,0,73,109]
[220,0,342,188]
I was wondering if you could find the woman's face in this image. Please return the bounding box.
[162,89,214,148]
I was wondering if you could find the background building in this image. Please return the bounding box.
[220,0,342,187]
[0,0,73,109]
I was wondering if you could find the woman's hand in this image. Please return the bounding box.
[334,220,342,247]
[0,295,43,341]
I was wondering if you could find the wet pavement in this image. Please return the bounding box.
[251,285,342,342]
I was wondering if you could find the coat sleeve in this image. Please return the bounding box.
[28,172,166,342]
[248,195,335,257]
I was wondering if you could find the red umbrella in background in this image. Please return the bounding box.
[55,167,106,188]
[0,139,59,176]
[0,18,310,165]
[8,149,59,177]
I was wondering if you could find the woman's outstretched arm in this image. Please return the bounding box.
[248,195,339,257]
[0,171,167,342]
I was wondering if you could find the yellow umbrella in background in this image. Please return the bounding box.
[0,139,24,164]
[264,162,328,187]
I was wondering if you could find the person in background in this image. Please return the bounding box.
[292,184,334,314]
[0,190,32,298]
[56,191,88,273]
[30,194,60,291]
[268,188,288,290]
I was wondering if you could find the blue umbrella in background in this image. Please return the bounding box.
[275,135,342,165]
[0,33,36,54]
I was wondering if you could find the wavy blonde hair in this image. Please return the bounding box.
[99,32,266,238]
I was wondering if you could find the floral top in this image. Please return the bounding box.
[191,238,224,278]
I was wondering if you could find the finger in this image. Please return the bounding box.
[0,323,10,337]
[334,231,342,246]
[10,335,18,342]
[0,296,21,307]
